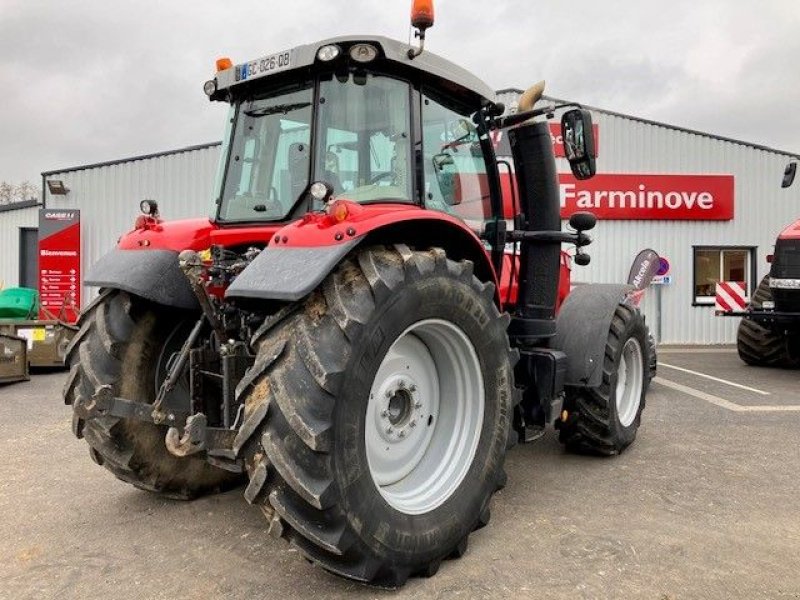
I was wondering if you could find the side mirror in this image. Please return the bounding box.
[782,162,797,188]
[561,109,596,180]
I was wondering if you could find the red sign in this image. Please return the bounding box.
[491,123,600,158]
[38,209,81,322]
[559,174,734,220]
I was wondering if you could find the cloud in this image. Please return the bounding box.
[0,0,798,184]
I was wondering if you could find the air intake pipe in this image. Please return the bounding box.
[507,121,561,345]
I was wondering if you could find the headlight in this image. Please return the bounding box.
[310,181,333,203]
[317,45,341,62]
[203,79,217,97]
[349,43,378,63]
[140,199,159,216]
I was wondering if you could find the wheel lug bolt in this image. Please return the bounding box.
[398,430,406,438]
[385,390,392,398]
[386,426,393,434]
[410,420,416,428]
[409,384,417,392]
[398,381,406,389]
[380,410,388,418]
[414,401,422,409]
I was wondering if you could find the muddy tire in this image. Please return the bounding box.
[62,290,242,499]
[238,246,518,587]
[737,276,800,368]
[558,304,648,456]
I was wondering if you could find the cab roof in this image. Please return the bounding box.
[213,35,496,109]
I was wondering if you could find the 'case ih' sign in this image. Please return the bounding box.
[559,173,734,220]
[38,209,80,322]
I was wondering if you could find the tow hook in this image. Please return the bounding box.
[165,413,207,457]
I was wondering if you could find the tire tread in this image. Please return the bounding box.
[241,247,517,586]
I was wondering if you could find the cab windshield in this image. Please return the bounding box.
[214,74,413,223]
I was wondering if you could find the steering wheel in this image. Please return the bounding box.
[369,171,394,185]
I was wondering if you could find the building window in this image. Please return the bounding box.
[693,246,756,305]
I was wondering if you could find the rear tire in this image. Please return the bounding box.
[239,246,518,587]
[558,304,648,455]
[63,290,242,499]
[737,275,800,368]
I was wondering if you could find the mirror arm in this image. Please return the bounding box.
[481,102,585,131]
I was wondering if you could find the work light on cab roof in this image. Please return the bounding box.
[316,44,340,61]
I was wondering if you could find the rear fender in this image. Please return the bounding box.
[226,206,498,304]
[85,248,198,309]
[552,283,634,388]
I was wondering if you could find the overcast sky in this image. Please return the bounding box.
[1,0,799,185]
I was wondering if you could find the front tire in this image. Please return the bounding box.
[62,290,242,499]
[558,304,648,455]
[737,275,800,368]
[239,246,518,586]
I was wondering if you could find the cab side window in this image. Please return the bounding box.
[421,94,492,231]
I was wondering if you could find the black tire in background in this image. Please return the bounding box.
[737,275,800,368]
[239,246,518,587]
[645,330,657,391]
[558,303,648,456]
[62,290,242,499]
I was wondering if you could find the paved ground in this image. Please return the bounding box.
[1,348,799,599]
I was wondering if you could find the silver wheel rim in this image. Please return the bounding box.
[616,337,643,428]
[365,318,484,515]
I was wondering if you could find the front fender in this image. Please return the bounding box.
[86,248,198,310]
[552,283,634,388]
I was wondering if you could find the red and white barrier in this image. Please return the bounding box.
[715,281,747,313]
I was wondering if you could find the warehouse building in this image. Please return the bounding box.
[1,91,796,344]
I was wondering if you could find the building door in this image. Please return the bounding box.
[19,227,38,289]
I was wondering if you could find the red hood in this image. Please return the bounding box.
[778,218,800,240]
[117,217,282,251]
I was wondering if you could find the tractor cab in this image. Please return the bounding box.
[205,36,502,237]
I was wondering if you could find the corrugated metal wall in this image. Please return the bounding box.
[42,144,222,304]
[574,115,797,344]
[496,89,798,344]
[0,204,41,288]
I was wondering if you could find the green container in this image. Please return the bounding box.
[0,288,39,320]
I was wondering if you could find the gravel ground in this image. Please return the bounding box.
[1,348,799,599]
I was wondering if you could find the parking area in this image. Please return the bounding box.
[1,348,799,599]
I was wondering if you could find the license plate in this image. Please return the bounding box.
[236,50,293,83]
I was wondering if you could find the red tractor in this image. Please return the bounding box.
[728,163,800,367]
[64,4,653,586]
